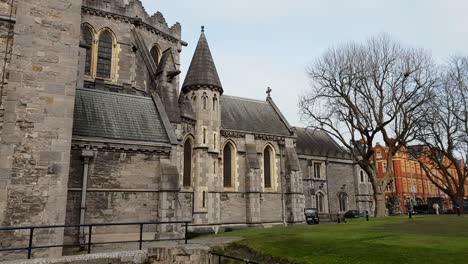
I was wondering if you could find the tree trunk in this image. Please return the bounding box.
[374,192,387,217]
[456,196,464,215]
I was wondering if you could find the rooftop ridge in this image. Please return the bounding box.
[77,88,153,100]
[221,94,268,104]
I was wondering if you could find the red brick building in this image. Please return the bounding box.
[372,143,466,213]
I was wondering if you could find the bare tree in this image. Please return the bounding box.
[412,56,468,214]
[299,35,436,217]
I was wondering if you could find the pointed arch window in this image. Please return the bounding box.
[316,192,325,213]
[81,25,94,76]
[223,143,234,188]
[183,139,192,187]
[96,30,113,78]
[213,96,218,111]
[150,45,160,66]
[339,193,348,212]
[264,146,273,188]
[202,93,208,110]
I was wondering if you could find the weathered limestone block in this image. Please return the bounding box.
[0,0,82,260]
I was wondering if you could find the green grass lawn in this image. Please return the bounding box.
[214,215,468,264]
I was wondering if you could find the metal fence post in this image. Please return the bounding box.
[27,227,34,259]
[218,254,221,264]
[139,223,144,250]
[87,225,93,254]
[184,222,188,244]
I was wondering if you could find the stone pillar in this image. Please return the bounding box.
[244,135,261,224]
[157,158,182,240]
[283,138,305,223]
[0,0,82,259]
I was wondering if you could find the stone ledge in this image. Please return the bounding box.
[0,244,212,264]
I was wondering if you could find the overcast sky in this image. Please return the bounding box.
[141,0,468,127]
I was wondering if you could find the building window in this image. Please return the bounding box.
[202,191,206,208]
[202,93,208,110]
[382,161,387,172]
[81,25,93,76]
[183,139,192,187]
[150,45,160,66]
[316,192,325,213]
[202,128,206,144]
[264,146,273,188]
[360,170,365,183]
[339,193,347,212]
[96,30,113,78]
[314,163,322,179]
[223,143,234,188]
[213,96,217,111]
[376,150,382,159]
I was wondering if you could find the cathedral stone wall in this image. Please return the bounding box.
[0,0,82,259]
[80,11,181,94]
[260,193,283,222]
[327,160,357,215]
[64,148,171,242]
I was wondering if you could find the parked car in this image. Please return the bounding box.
[304,208,320,224]
[413,204,432,214]
[344,210,364,218]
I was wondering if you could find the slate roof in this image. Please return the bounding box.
[182,30,222,93]
[72,88,170,143]
[296,128,351,159]
[221,95,291,136]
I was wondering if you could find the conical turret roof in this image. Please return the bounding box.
[182,27,223,94]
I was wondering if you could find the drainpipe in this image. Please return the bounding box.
[279,139,286,226]
[79,148,95,244]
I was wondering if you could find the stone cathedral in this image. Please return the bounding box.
[0,0,372,258]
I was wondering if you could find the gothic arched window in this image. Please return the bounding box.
[81,25,93,76]
[96,30,113,78]
[316,192,325,213]
[183,139,192,187]
[264,146,273,188]
[150,45,160,66]
[223,143,234,188]
[202,93,208,110]
[213,96,217,111]
[339,193,348,212]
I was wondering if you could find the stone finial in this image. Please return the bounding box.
[266,87,272,98]
[201,25,205,32]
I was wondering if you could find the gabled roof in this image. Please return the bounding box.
[296,128,351,159]
[72,88,170,143]
[182,30,222,93]
[221,95,291,136]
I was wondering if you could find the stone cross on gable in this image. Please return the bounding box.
[266,87,272,98]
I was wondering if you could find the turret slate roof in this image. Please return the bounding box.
[296,128,351,159]
[221,95,291,136]
[182,30,222,93]
[72,88,170,143]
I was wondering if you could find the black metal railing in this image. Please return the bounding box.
[0,221,190,259]
[210,251,259,264]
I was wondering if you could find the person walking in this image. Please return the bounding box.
[433,203,440,215]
